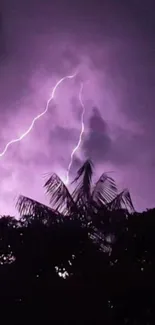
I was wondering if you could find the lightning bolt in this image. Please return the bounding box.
[0,71,77,158]
[65,82,85,185]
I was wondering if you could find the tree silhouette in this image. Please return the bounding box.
[16,159,135,221]
[1,160,155,323]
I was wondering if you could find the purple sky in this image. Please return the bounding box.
[0,0,154,215]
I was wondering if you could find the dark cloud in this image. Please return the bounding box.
[51,126,77,143]
[0,13,6,60]
[82,107,112,162]
[106,128,144,167]
[83,107,155,169]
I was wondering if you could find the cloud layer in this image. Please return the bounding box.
[0,0,154,214]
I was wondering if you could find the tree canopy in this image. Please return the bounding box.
[0,160,154,323]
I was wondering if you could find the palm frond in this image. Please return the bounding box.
[44,173,76,214]
[92,173,118,207]
[16,195,59,220]
[107,189,135,213]
[72,159,93,203]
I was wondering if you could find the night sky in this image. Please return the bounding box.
[0,0,155,215]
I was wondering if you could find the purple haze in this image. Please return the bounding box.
[0,0,154,215]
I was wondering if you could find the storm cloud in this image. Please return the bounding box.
[0,0,154,214]
[82,107,112,162]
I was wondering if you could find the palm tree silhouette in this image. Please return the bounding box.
[16,159,135,221]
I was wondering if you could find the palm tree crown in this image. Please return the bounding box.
[16,159,135,221]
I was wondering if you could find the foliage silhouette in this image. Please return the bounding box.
[0,160,154,323]
[17,159,135,220]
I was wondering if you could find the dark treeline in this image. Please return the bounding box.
[0,160,155,323]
